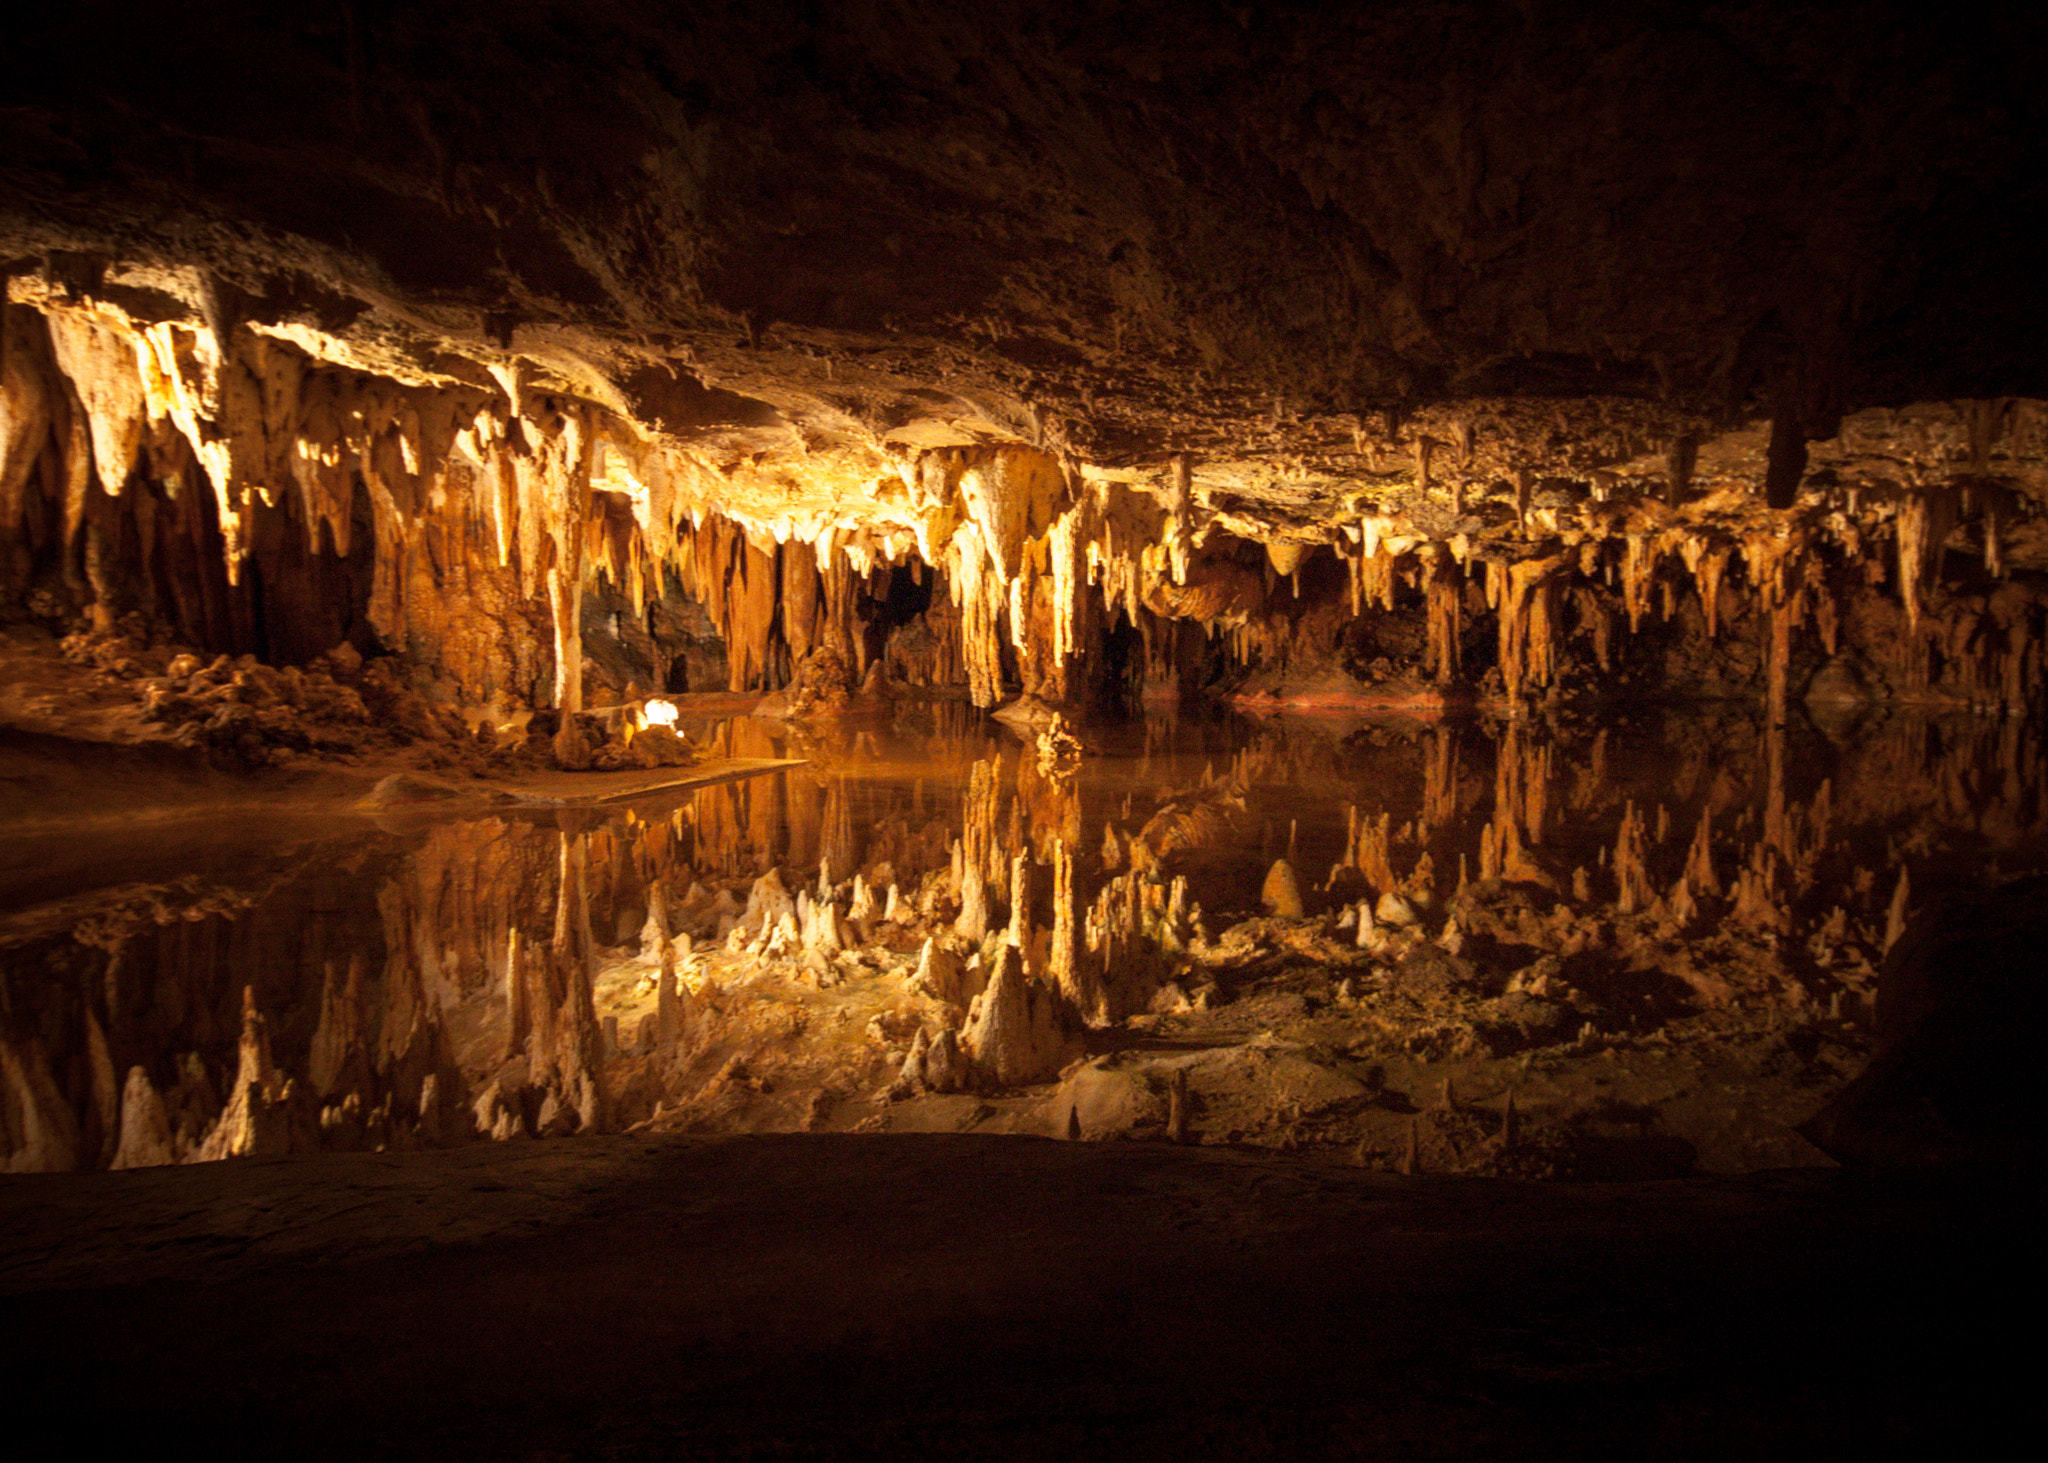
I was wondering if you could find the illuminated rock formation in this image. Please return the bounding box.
[1,2,2046,1182]
[961,945,1080,1089]
[4,1,2047,737]
[5,259,2045,732]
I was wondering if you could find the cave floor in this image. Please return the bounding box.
[1,1132,2034,1460]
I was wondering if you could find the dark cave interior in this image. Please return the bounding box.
[2,4,2044,1457]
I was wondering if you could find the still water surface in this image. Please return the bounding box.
[2,700,2040,1173]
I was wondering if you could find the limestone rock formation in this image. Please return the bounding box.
[1260,860,1305,919]
[109,1066,176,1171]
[193,987,302,1162]
[960,946,1080,1089]
[3,2,2048,1192]
[0,6,2040,741]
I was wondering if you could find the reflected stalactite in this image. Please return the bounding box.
[192,986,299,1162]
[1423,727,1463,832]
[954,755,1005,943]
[2,702,2045,1171]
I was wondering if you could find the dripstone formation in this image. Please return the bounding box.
[3,4,2046,1178]
[3,3,2044,732]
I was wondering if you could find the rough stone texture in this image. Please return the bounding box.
[7,3,2046,420]
[961,943,1079,1088]
[8,15,2048,742]
[5,6,2048,657]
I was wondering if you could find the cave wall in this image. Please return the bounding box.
[4,281,2047,723]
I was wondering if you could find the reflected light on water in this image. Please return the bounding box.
[0,701,2040,1177]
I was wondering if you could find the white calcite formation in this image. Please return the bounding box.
[960,945,1080,1089]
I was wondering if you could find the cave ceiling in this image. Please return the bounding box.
[8,2,2046,500]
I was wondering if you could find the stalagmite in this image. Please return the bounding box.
[801,889,844,956]
[109,1066,177,1170]
[961,945,1078,1088]
[1350,810,1398,895]
[1683,810,1720,897]
[2,1035,81,1173]
[194,986,296,1162]
[1006,850,1031,950]
[743,867,796,940]
[957,860,990,942]
[639,883,671,960]
[656,946,691,1049]
[1261,859,1305,918]
[900,1028,932,1090]
[1885,868,1911,955]
[1375,891,1419,928]
[913,937,979,1008]
[923,1028,966,1094]
[847,874,877,938]
[1614,803,1654,915]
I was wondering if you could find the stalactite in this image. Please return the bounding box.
[956,757,1003,941]
[5,266,2048,755]
[1494,722,1552,849]
[1423,551,1462,684]
[1494,555,1566,706]
[1894,487,1958,634]
[948,521,1008,708]
[1047,503,1087,699]
[1678,539,1733,638]
[1744,529,1811,727]
[42,308,150,501]
[1423,729,1461,830]
[1621,532,1658,634]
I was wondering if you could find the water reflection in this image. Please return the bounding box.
[2,702,2041,1174]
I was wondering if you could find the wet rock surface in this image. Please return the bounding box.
[3,13,2048,749]
[1,1131,2039,1459]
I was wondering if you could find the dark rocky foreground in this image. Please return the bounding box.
[2,1133,2035,1459]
